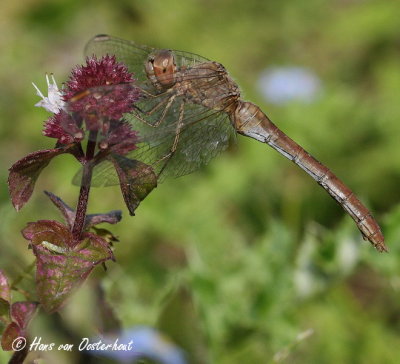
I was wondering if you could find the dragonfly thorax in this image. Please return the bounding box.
[182,61,241,112]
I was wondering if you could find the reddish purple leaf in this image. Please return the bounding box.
[1,302,38,351]
[1,321,22,351]
[10,302,38,330]
[108,155,157,215]
[79,232,116,263]
[8,148,68,211]
[22,220,74,248]
[32,231,114,313]
[44,191,76,229]
[43,111,84,144]
[85,210,122,229]
[44,191,122,230]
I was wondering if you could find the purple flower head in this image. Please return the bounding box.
[21,55,153,220]
[64,55,140,125]
[36,55,141,154]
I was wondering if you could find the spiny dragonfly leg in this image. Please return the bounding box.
[156,101,185,177]
[133,94,177,127]
[137,91,170,114]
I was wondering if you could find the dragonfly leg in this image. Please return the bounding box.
[136,92,170,114]
[133,94,177,127]
[155,101,185,177]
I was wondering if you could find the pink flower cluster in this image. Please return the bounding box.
[42,55,140,155]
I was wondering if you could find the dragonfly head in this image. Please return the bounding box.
[145,50,177,89]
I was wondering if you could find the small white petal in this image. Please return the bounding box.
[50,74,58,88]
[32,73,66,113]
[32,82,45,99]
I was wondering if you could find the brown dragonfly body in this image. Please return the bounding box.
[74,35,386,252]
[232,101,386,251]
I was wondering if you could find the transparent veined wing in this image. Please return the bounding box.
[71,100,236,187]
[84,34,211,85]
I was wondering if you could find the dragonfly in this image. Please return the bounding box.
[69,34,386,252]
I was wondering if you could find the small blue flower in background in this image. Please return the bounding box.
[257,66,322,104]
[88,326,187,364]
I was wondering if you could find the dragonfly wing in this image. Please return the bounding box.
[158,109,235,179]
[126,101,236,180]
[72,103,235,187]
[85,35,153,83]
[84,35,210,84]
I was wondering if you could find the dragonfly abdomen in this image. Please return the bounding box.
[231,100,386,252]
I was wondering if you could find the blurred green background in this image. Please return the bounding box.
[1,0,400,363]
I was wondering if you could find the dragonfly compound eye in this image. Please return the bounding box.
[151,50,176,87]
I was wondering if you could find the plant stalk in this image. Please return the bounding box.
[71,131,98,243]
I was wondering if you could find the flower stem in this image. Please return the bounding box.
[71,131,98,243]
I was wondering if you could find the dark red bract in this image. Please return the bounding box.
[100,121,138,155]
[43,111,84,144]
